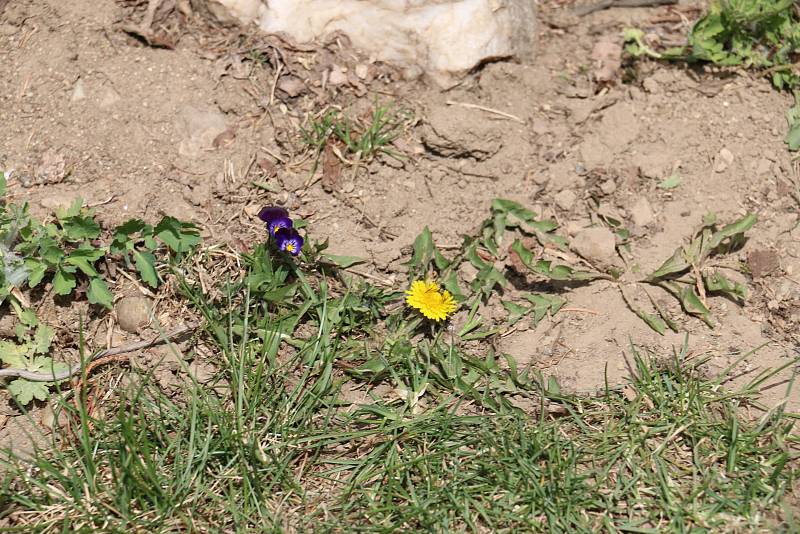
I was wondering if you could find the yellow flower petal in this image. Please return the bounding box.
[405,279,457,321]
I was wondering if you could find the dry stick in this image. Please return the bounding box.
[574,0,677,16]
[0,323,198,382]
[445,100,525,124]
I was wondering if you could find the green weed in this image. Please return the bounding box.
[301,103,412,166]
[623,0,800,150]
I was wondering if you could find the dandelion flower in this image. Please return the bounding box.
[405,280,457,321]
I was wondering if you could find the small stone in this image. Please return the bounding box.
[554,189,577,211]
[328,65,348,86]
[714,148,734,173]
[630,197,654,227]
[599,179,616,195]
[277,75,305,98]
[564,220,584,237]
[747,249,780,278]
[642,77,660,94]
[640,165,664,180]
[531,172,549,186]
[71,78,85,102]
[755,158,772,176]
[354,64,369,80]
[115,296,152,334]
[572,227,616,265]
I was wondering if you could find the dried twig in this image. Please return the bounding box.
[445,100,525,124]
[574,0,677,16]
[0,323,198,382]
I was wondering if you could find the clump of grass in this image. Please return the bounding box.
[0,234,796,531]
[301,102,413,166]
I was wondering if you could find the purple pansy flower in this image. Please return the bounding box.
[274,227,304,256]
[258,206,293,236]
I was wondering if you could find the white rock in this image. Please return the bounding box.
[355,63,369,79]
[71,78,86,102]
[714,148,734,173]
[630,196,654,227]
[199,0,537,86]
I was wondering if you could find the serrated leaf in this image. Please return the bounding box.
[647,246,690,281]
[786,101,800,151]
[442,271,466,302]
[433,248,450,271]
[87,278,114,308]
[37,237,64,265]
[707,213,756,252]
[134,250,159,288]
[155,216,201,254]
[33,323,54,354]
[0,340,28,368]
[511,239,599,281]
[491,199,536,221]
[111,219,150,254]
[658,174,682,189]
[52,267,76,296]
[502,301,529,324]
[523,292,565,325]
[28,356,69,377]
[408,226,434,272]
[8,379,48,405]
[25,259,47,288]
[57,200,101,241]
[703,271,747,301]
[546,376,561,395]
[320,254,365,269]
[64,245,104,276]
[674,284,713,327]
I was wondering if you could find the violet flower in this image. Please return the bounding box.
[274,227,304,256]
[258,206,293,236]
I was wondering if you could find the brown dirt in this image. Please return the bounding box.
[1,0,799,447]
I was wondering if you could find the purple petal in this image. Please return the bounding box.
[267,216,293,236]
[275,227,303,256]
[258,206,289,224]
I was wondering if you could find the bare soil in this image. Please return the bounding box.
[1,0,799,452]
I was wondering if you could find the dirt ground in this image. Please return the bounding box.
[1,0,799,452]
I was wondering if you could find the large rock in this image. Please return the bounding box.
[197,0,537,86]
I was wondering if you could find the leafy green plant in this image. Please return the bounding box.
[403,199,757,336]
[0,304,66,405]
[109,216,201,289]
[624,0,800,149]
[0,191,201,310]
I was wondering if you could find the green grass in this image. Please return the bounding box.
[301,103,411,166]
[0,241,797,532]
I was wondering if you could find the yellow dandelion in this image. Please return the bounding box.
[405,280,457,321]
